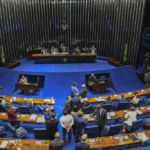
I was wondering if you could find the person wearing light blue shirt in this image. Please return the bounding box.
[90,45,97,54]
[71,82,79,98]
[41,47,46,54]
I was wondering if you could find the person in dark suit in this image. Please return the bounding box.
[88,73,98,87]
[74,47,81,54]
[64,96,72,114]
[22,98,34,110]
[71,82,79,98]
[46,112,59,140]
[81,99,89,111]
[91,105,107,136]
[75,134,90,150]
[117,94,127,102]
[70,93,81,109]
[59,43,64,53]
[82,47,89,53]
[74,110,87,142]
[141,132,150,147]
[80,84,87,98]
[50,132,65,150]
[103,96,112,104]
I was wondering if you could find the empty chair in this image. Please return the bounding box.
[0,126,5,135]
[104,124,122,135]
[83,105,93,114]
[19,106,32,114]
[7,123,27,139]
[0,103,6,112]
[100,76,106,82]
[85,123,99,138]
[101,104,112,112]
[33,128,47,139]
[116,102,130,110]
[37,105,45,114]
[143,118,150,128]
[124,119,143,132]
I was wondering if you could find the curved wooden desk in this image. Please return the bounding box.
[87,88,150,104]
[0,138,50,150]
[84,105,150,122]
[86,129,150,149]
[0,96,55,105]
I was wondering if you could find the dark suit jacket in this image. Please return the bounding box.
[46,119,59,140]
[141,139,150,147]
[64,100,71,113]
[70,98,81,108]
[74,116,87,133]
[75,142,90,150]
[50,139,64,150]
[80,88,87,98]
[92,108,107,126]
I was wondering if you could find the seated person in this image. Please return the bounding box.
[64,96,72,114]
[70,93,81,109]
[22,98,34,112]
[19,75,27,84]
[123,107,137,132]
[44,107,51,120]
[1,96,7,106]
[117,94,127,102]
[103,96,112,104]
[88,73,98,87]
[80,84,87,98]
[50,132,65,150]
[36,44,41,50]
[61,45,68,53]
[82,47,89,53]
[130,94,140,105]
[26,45,32,52]
[81,99,89,111]
[59,43,64,53]
[74,47,81,54]
[51,46,58,54]
[41,100,51,112]
[141,132,150,147]
[71,82,79,98]
[41,47,47,54]
[90,45,97,54]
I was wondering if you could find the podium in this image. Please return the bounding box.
[15,83,38,95]
[91,81,113,93]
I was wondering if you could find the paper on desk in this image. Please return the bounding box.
[88,139,95,143]
[123,110,128,113]
[36,141,42,144]
[29,98,33,101]
[84,115,90,119]
[147,107,150,110]
[1,113,6,116]
[137,133,148,142]
[135,110,143,115]
[9,140,15,143]
[114,95,118,97]
[30,114,37,120]
[36,116,45,123]
[141,90,144,92]
[11,97,16,101]
[141,107,144,110]
[128,92,132,95]
[110,112,115,117]
[21,115,26,117]
[107,113,111,120]
[0,141,8,148]
[114,137,120,140]
[95,97,105,102]
[44,99,50,102]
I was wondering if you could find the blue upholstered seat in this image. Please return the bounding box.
[33,128,47,139]
[37,105,45,114]
[0,126,5,135]
[0,103,6,112]
[19,106,32,114]
[83,105,93,114]
[85,123,99,138]
[143,118,150,128]
[116,102,130,110]
[102,104,112,112]
[7,123,27,139]
[124,119,143,132]
[104,124,122,135]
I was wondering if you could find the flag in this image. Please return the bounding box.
[123,44,127,63]
[0,46,5,64]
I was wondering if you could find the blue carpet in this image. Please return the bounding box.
[0,59,149,150]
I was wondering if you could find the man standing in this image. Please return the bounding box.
[75,134,90,150]
[91,105,107,136]
[70,93,81,109]
[46,112,59,140]
[50,132,65,150]
[64,96,72,114]
[60,109,74,144]
[74,110,87,142]
[71,82,79,98]
[80,84,87,98]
